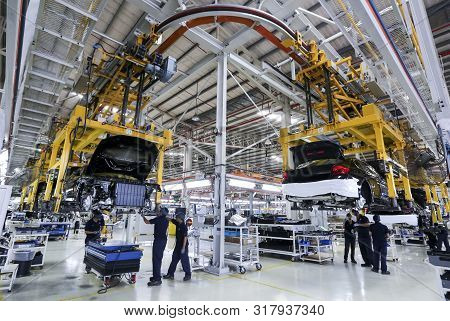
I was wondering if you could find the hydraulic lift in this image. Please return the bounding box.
[38,105,172,213]
[278,34,413,210]
[19,30,176,214]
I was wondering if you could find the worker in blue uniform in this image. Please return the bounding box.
[344,212,357,264]
[369,214,390,275]
[435,223,450,252]
[84,212,103,245]
[141,207,169,286]
[354,210,373,268]
[163,212,191,281]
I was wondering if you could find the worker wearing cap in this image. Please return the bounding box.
[84,212,103,245]
[164,212,191,281]
[354,209,373,268]
[141,207,169,286]
[369,214,390,275]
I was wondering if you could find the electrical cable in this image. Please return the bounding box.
[96,245,123,295]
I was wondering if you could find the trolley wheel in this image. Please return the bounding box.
[129,274,137,284]
[85,266,92,274]
[239,266,246,274]
[103,277,111,287]
[255,263,262,271]
[291,257,299,262]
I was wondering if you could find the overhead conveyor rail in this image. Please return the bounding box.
[318,0,440,156]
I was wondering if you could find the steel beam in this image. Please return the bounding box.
[36,26,85,47]
[28,70,66,84]
[31,50,75,68]
[409,0,450,112]
[1,0,21,149]
[348,0,437,137]
[23,97,54,107]
[24,85,59,96]
[226,132,278,160]
[229,53,305,106]
[53,0,98,21]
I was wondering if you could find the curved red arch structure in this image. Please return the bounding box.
[154,4,310,66]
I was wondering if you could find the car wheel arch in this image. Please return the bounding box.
[360,180,373,204]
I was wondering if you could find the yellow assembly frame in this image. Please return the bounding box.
[280,103,412,204]
[19,150,50,211]
[40,105,172,213]
[439,183,450,216]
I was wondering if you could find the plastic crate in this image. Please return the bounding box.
[224,230,240,237]
[319,239,332,246]
[13,251,36,261]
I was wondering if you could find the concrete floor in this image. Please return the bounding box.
[1,231,444,301]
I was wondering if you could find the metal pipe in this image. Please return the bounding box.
[121,65,131,126]
[134,72,145,128]
[323,66,334,123]
[305,77,313,128]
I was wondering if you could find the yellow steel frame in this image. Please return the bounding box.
[19,186,27,211]
[277,31,418,207]
[90,32,157,121]
[19,150,50,211]
[430,185,443,222]
[440,183,450,215]
[424,185,438,224]
[280,104,411,202]
[39,105,172,213]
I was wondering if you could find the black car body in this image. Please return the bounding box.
[282,141,393,211]
[37,135,160,212]
[74,135,160,211]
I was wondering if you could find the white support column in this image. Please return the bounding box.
[282,96,295,171]
[182,140,192,210]
[206,53,229,275]
[282,96,293,219]
[249,192,254,216]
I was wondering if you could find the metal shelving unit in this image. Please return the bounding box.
[298,234,334,264]
[387,235,399,262]
[7,233,49,268]
[255,224,314,261]
[393,226,426,247]
[223,226,261,274]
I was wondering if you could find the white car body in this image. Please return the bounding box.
[282,178,360,200]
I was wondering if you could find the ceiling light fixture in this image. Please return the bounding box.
[185,179,211,189]
[164,183,183,191]
[229,179,255,189]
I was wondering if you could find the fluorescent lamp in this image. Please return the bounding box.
[270,155,282,163]
[164,183,183,191]
[229,179,255,189]
[185,179,211,189]
[262,184,282,193]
